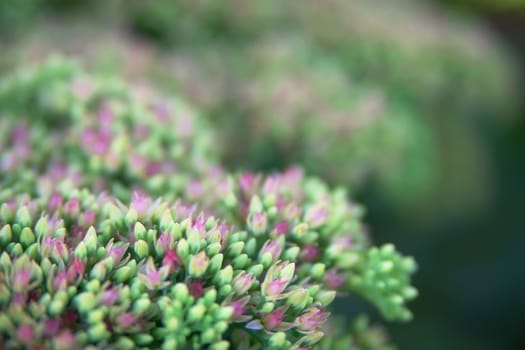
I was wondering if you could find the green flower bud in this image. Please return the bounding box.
[249,196,263,214]
[227,241,244,257]
[210,340,230,350]
[282,246,300,261]
[287,288,309,309]
[87,310,105,324]
[134,222,147,240]
[9,242,23,257]
[83,226,98,254]
[244,238,257,256]
[16,206,32,227]
[214,306,233,321]
[19,227,35,247]
[201,328,217,344]
[268,332,287,349]
[209,253,223,274]
[189,251,209,278]
[0,203,14,222]
[177,238,190,261]
[247,264,264,277]
[315,290,336,307]
[25,243,39,260]
[115,336,135,350]
[75,292,97,314]
[188,304,206,323]
[134,240,149,259]
[232,254,249,269]
[172,283,190,301]
[133,297,152,315]
[206,242,222,257]
[261,302,274,313]
[215,265,233,285]
[74,241,87,259]
[88,322,110,342]
[310,263,326,280]
[0,225,12,247]
[125,208,138,226]
[34,216,48,237]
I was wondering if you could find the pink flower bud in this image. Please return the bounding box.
[48,192,63,211]
[117,312,137,328]
[263,305,288,330]
[64,198,80,216]
[300,245,319,262]
[304,204,329,228]
[249,212,267,233]
[239,172,255,193]
[296,308,329,333]
[131,192,151,216]
[188,280,205,299]
[233,272,256,295]
[324,270,346,290]
[261,240,282,262]
[273,221,289,236]
[17,325,33,344]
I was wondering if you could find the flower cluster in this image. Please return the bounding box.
[0,57,215,202]
[0,189,338,349]
[0,59,417,349]
[184,168,417,322]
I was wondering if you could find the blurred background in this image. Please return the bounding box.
[0,0,524,349]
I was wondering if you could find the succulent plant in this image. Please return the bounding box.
[0,19,421,350]
[0,57,216,202]
[0,179,415,348]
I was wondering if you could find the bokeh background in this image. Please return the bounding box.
[0,0,524,349]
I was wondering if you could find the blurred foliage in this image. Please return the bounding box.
[1,0,518,222]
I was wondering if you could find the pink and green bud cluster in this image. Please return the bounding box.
[0,189,337,349]
[0,57,216,202]
[183,168,417,322]
[0,59,418,349]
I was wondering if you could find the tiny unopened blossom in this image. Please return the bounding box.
[248,211,267,234]
[296,307,329,333]
[230,296,251,322]
[300,244,320,262]
[131,192,152,217]
[304,204,329,228]
[262,262,295,299]
[140,258,170,290]
[188,251,209,278]
[262,305,294,331]
[233,271,256,295]
[260,240,282,264]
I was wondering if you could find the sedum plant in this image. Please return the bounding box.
[0,181,415,349]
[0,57,215,203]
[0,59,417,349]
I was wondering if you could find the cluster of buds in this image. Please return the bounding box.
[0,188,342,349]
[0,57,215,203]
[184,168,417,322]
[0,58,417,349]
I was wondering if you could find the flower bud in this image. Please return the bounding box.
[134,240,149,259]
[233,272,256,295]
[287,288,309,310]
[189,251,209,278]
[0,225,12,247]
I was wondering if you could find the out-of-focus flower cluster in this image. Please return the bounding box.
[0,0,518,217]
[0,60,416,349]
[0,57,215,202]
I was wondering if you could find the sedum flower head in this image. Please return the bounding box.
[0,188,338,349]
[0,57,216,203]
